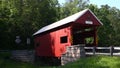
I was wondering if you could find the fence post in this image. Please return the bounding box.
[93,46,96,55]
[110,46,114,56]
[79,44,85,57]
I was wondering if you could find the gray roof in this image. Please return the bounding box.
[33,9,102,36]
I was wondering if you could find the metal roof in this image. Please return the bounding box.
[33,9,102,36]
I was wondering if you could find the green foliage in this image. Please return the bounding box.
[85,37,94,44]
[59,0,89,18]
[0,0,59,49]
[58,56,120,68]
[88,4,120,46]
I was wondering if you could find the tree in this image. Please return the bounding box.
[0,1,11,49]
[60,0,89,19]
[107,7,120,45]
[0,0,60,49]
[88,4,120,46]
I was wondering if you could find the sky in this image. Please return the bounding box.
[58,0,120,9]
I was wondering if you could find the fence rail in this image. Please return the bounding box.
[85,46,120,56]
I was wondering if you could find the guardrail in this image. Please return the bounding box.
[85,46,120,56]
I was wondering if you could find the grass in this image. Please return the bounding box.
[58,56,120,68]
[1,52,120,68]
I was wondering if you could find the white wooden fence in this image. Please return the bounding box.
[85,46,120,56]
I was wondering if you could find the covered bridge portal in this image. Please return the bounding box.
[33,9,102,57]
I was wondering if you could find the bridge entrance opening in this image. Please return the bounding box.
[72,23,97,46]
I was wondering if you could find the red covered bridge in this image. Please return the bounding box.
[33,9,102,58]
